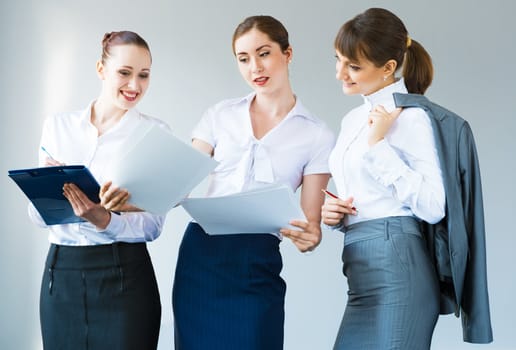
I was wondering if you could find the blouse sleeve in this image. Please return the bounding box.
[96,212,165,242]
[191,106,216,146]
[304,125,336,175]
[362,108,445,224]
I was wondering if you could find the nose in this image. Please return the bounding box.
[251,58,264,74]
[335,62,346,81]
[127,76,139,89]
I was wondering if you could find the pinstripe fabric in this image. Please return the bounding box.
[333,216,439,350]
[172,222,286,350]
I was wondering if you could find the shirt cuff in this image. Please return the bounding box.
[95,211,124,237]
[363,139,407,186]
[323,219,345,232]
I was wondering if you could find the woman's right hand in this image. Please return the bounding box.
[100,181,142,212]
[321,196,357,227]
[44,157,64,166]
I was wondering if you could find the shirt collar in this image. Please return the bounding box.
[239,92,318,123]
[362,78,408,111]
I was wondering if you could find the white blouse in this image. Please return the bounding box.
[329,79,445,226]
[193,92,335,197]
[28,102,169,246]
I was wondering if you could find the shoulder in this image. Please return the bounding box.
[292,99,336,145]
[44,106,88,128]
[205,95,248,116]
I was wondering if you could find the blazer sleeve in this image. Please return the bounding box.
[458,121,493,343]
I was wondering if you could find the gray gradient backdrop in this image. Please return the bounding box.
[1,0,514,349]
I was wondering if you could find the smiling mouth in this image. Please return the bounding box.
[121,91,139,101]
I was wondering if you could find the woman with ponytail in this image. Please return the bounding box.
[321,8,445,349]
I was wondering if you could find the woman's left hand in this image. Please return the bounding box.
[367,105,402,146]
[280,220,322,253]
[63,183,111,229]
[100,181,142,212]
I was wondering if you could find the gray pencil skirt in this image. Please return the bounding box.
[333,216,440,350]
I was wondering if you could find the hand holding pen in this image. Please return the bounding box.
[41,146,65,166]
[321,189,357,227]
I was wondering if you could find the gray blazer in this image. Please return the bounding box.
[394,92,493,343]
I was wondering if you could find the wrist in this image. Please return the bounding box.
[96,209,112,230]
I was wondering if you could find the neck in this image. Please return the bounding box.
[91,97,127,136]
[252,87,296,119]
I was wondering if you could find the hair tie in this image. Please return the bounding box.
[406,36,412,49]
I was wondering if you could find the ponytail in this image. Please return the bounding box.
[403,38,433,94]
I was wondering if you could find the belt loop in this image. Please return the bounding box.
[48,245,60,294]
[384,220,390,240]
[112,243,124,291]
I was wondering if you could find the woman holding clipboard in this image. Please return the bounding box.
[28,31,167,350]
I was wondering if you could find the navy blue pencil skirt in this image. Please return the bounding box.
[172,222,286,350]
[40,242,161,350]
[333,216,440,350]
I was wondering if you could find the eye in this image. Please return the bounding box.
[118,69,131,76]
[138,73,149,79]
[238,56,248,63]
[259,51,270,58]
[334,54,341,62]
[349,64,361,71]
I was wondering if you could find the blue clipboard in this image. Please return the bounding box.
[8,165,100,225]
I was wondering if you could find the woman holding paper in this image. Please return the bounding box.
[172,15,335,350]
[28,31,165,349]
[321,8,445,349]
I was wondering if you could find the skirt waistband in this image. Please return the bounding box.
[344,216,422,246]
[46,242,150,269]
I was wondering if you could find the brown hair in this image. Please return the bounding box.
[334,8,433,94]
[232,15,290,54]
[101,31,151,64]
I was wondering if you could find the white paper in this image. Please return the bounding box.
[109,124,218,215]
[180,184,306,235]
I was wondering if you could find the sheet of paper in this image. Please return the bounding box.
[109,124,217,215]
[180,184,306,235]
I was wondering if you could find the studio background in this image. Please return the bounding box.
[1,0,514,349]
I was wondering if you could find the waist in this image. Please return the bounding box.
[46,242,150,269]
[343,216,422,245]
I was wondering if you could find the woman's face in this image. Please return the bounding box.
[335,50,390,96]
[97,44,151,110]
[234,28,291,95]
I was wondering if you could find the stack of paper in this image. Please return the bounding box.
[109,124,218,215]
[181,184,306,235]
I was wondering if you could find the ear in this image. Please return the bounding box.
[284,45,293,64]
[96,60,105,80]
[383,59,397,76]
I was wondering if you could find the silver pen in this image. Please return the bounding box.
[40,146,55,160]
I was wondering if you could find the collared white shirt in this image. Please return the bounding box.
[329,79,445,226]
[28,102,169,246]
[193,92,335,197]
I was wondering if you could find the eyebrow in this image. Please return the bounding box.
[119,65,150,72]
[236,44,272,56]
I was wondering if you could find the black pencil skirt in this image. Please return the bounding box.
[40,242,161,350]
